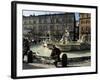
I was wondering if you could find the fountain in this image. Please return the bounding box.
[60,30,70,44]
[47,30,90,52]
[77,34,91,50]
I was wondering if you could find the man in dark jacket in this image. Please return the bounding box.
[51,45,61,67]
[23,38,30,62]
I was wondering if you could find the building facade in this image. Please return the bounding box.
[79,13,91,43]
[23,13,75,41]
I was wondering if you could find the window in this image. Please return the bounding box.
[29,20,32,24]
[24,21,27,24]
[39,19,41,23]
[47,18,51,23]
[81,27,84,32]
[33,20,36,24]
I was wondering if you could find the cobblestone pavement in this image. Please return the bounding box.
[23,59,90,69]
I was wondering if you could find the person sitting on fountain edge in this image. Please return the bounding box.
[50,45,61,67]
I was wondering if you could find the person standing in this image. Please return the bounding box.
[23,38,30,62]
[50,45,61,67]
[27,50,33,63]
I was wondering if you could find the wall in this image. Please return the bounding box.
[0,0,99,80]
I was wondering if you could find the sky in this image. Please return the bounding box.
[75,13,79,21]
[23,10,79,21]
[23,10,64,16]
